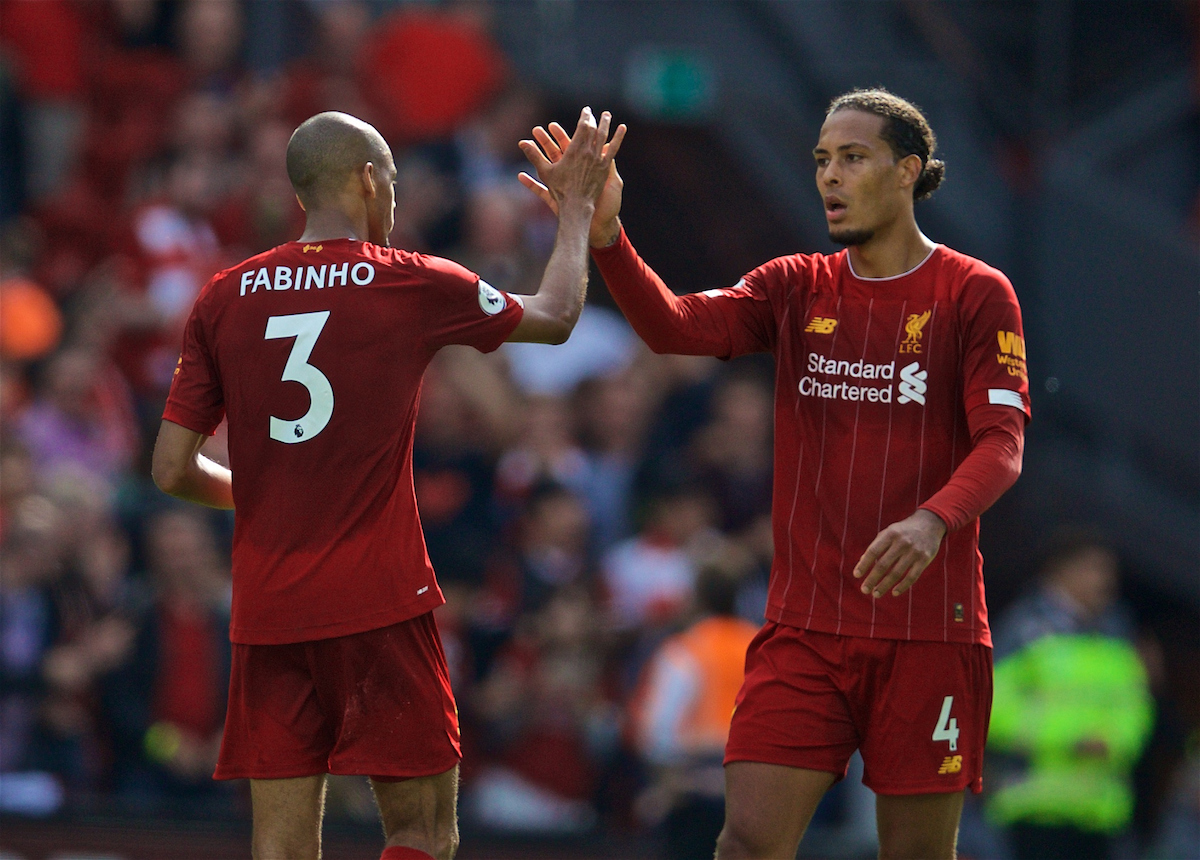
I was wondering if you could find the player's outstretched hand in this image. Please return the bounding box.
[853,509,947,598]
[518,109,626,247]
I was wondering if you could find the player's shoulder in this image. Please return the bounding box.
[195,249,277,308]
[747,250,842,291]
[384,247,479,286]
[934,245,1016,300]
[203,242,301,292]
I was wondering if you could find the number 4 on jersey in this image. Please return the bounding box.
[932,695,959,751]
[265,312,333,444]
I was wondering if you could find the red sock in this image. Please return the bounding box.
[380,847,435,860]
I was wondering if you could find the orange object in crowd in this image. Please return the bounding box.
[0,279,64,361]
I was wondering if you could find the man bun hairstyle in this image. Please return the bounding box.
[827,88,945,202]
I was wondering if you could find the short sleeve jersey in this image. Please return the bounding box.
[679,246,1029,646]
[164,238,523,644]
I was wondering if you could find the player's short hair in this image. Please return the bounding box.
[286,112,391,208]
[827,88,945,202]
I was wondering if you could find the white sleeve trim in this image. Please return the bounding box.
[701,278,746,299]
[988,388,1025,409]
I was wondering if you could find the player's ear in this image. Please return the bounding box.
[897,153,922,192]
[362,162,378,199]
[295,194,306,212]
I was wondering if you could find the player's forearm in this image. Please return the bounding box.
[919,407,1024,532]
[591,226,727,356]
[524,199,595,343]
[157,453,235,510]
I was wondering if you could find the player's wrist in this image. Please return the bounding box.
[914,506,948,537]
[557,195,597,220]
[589,218,621,249]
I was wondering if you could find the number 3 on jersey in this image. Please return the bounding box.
[265,312,333,443]
[933,695,959,751]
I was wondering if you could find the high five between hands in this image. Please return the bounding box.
[518,108,625,249]
[517,109,947,600]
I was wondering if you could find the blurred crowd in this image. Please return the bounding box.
[0,2,1195,859]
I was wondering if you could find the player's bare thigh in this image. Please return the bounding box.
[716,761,836,860]
[371,764,460,860]
[876,790,964,860]
[251,774,328,860]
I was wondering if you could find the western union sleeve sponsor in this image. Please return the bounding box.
[996,330,1025,358]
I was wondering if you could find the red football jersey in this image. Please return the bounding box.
[669,246,1029,646]
[164,238,523,644]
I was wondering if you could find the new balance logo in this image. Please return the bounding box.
[938,755,963,775]
[897,362,927,404]
[805,317,838,334]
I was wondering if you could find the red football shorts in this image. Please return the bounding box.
[215,612,461,781]
[725,623,992,795]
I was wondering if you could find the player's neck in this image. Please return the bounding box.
[299,209,370,244]
[847,220,936,280]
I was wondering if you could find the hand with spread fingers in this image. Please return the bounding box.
[853,508,948,598]
[518,110,626,247]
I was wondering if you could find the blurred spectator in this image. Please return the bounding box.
[464,482,596,685]
[106,0,177,51]
[466,585,616,834]
[455,85,546,195]
[0,496,66,814]
[0,441,36,532]
[638,354,724,479]
[211,119,306,257]
[282,0,373,127]
[396,83,550,257]
[573,368,657,552]
[391,149,460,252]
[688,370,773,534]
[115,150,226,400]
[82,1,185,203]
[602,481,719,632]
[169,90,238,162]
[496,394,589,506]
[38,515,139,797]
[729,511,773,624]
[1147,732,1200,859]
[451,184,545,296]
[630,563,758,860]
[176,0,244,92]
[0,0,87,202]
[504,305,639,397]
[101,508,233,814]
[987,528,1156,860]
[414,349,517,587]
[14,349,139,499]
[508,482,594,615]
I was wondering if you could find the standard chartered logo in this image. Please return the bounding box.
[797,354,927,406]
[897,362,927,404]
